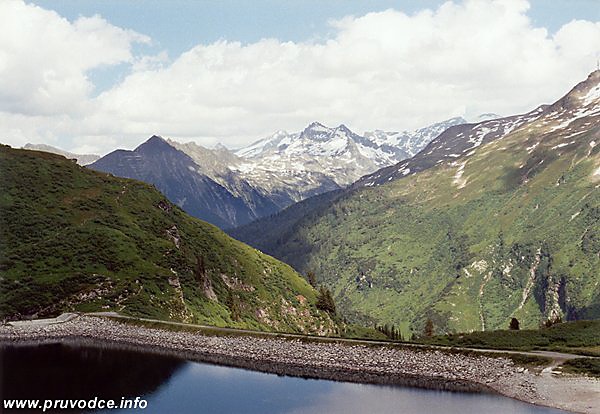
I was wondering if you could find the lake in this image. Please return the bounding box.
[0,342,568,413]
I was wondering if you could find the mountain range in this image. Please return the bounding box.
[3,70,599,339]
[89,137,280,229]
[89,118,466,228]
[232,71,600,335]
[0,144,337,334]
[233,118,466,194]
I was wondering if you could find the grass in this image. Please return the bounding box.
[0,145,337,334]
[235,118,600,336]
[562,358,600,378]
[342,324,388,340]
[418,320,600,354]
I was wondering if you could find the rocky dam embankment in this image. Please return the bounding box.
[1,316,598,413]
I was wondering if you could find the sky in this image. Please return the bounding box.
[1,0,600,155]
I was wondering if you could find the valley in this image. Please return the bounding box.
[3,2,600,413]
[233,71,600,336]
[6,72,599,340]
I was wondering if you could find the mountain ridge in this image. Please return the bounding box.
[233,118,467,193]
[0,144,337,334]
[89,136,279,229]
[87,117,466,229]
[232,71,600,335]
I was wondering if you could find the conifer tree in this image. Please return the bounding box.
[316,286,336,315]
[306,270,317,288]
[423,318,434,337]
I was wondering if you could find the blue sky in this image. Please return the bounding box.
[2,0,600,153]
[30,1,600,45]
[33,0,600,95]
[31,2,457,45]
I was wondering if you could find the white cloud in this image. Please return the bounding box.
[1,0,600,154]
[0,0,148,148]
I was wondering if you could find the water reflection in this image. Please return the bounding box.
[0,342,568,414]
[136,361,567,414]
[0,342,183,411]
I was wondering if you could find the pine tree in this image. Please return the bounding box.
[227,294,242,321]
[509,317,520,330]
[306,270,317,288]
[423,318,434,337]
[316,286,336,315]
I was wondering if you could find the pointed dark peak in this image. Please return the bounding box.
[141,135,167,147]
[334,124,362,141]
[303,121,329,133]
[300,121,333,141]
[147,135,167,144]
[336,124,351,133]
[135,135,178,154]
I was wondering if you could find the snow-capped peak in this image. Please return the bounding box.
[300,122,341,142]
[363,117,467,159]
[229,118,467,196]
[234,130,294,158]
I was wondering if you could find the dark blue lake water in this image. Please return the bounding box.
[0,342,568,413]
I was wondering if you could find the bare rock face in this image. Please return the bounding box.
[195,256,217,302]
[165,225,181,249]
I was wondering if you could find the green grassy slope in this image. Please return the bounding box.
[419,320,600,355]
[255,77,600,336]
[0,145,337,335]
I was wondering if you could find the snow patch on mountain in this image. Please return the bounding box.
[356,71,600,188]
[583,84,600,106]
[231,118,467,197]
[363,117,466,158]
